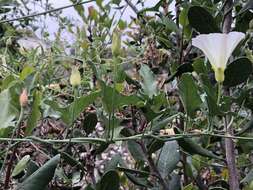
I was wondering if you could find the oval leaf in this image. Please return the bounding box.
[12,155,31,178]
[224,57,252,87]
[16,154,60,190]
[98,170,120,190]
[157,141,180,178]
[178,73,202,118]
[188,6,220,34]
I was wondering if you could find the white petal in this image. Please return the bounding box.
[192,32,245,70]
[224,32,245,66]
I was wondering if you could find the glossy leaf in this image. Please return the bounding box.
[17,154,60,190]
[45,91,100,125]
[100,81,142,113]
[127,140,146,161]
[237,0,253,15]
[0,88,19,137]
[178,73,202,118]
[97,170,120,190]
[12,155,31,178]
[157,141,180,178]
[25,90,41,135]
[177,135,222,160]
[224,58,252,87]
[188,6,220,34]
[83,112,97,135]
[139,64,158,98]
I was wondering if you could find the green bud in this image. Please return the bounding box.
[70,67,81,87]
[249,19,253,30]
[111,30,121,57]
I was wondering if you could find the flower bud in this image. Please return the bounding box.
[19,89,28,107]
[111,30,121,57]
[249,19,253,30]
[70,67,81,87]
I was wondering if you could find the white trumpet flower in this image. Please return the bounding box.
[192,32,245,82]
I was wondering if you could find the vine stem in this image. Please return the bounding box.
[1,132,253,144]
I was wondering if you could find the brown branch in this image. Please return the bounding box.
[222,1,240,189]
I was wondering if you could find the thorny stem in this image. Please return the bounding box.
[222,0,240,189]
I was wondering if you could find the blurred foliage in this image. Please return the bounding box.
[0,0,253,190]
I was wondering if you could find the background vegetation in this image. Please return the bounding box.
[0,0,253,189]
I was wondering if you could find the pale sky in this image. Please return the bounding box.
[24,0,175,41]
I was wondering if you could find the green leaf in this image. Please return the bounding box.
[127,140,146,161]
[178,73,202,118]
[70,0,85,20]
[188,6,220,34]
[12,155,31,178]
[83,112,97,135]
[236,118,253,136]
[174,128,223,160]
[179,7,189,27]
[118,19,127,30]
[192,58,207,75]
[224,58,252,87]
[45,91,100,125]
[183,183,198,190]
[168,63,194,82]
[138,0,166,14]
[104,154,124,172]
[20,66,35,81]
[97,170,120,190]
[17,154,60,190]
[0,88,19,137]
[238,133,253,153]
[161,16,180,33]
[235,10,253,32]
[60,151,83,168]
[203,83,220,116]
[85,184,95,190]
[100,81,142,113]
[157,141,180,178]
[1,75,16,90]
[237,0,253,15]
[168,173,181,190]
[147,139,164,154]
[23,160,39,180]
[124,172,151,187]
[139,64,158,98]
[25,90,41,135]
[241,169,253,185]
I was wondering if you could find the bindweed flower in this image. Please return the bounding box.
[70,66,81,87]
[19,88,28,107]
[192,32,245,82]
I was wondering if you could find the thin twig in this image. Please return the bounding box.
[0,0,94,24]
[124,0,138,15]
